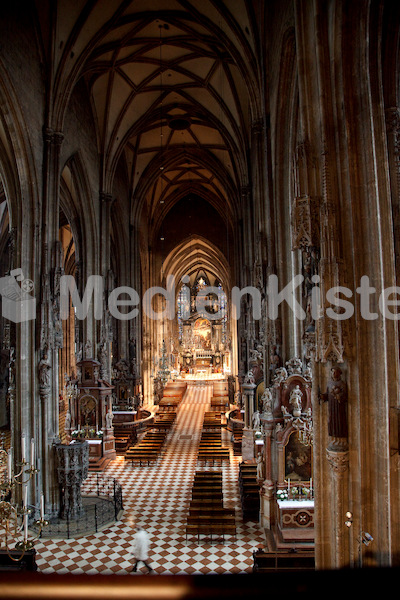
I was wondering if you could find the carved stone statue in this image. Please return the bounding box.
[98,340,109,380]
[64,409,71,430]
[273,367,288,384]
[38,352,52,388]
[256,452,264,481]
[252,410,261,430]
[303,363,312,381]
[84,340,92,359]
[261,388,273,418]
[106,409,114,429]
[269,345,282,379]
[286,357,303,376]
[321,367,348,449]
[244,370,255,385]
[289,385,303,417]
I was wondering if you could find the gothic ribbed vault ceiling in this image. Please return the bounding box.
[50,0,262,242]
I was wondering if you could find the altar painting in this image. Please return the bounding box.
[193,318,211,349]
[285,430,312,480]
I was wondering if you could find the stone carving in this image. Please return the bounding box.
[261,388,273,419]
[249,347,263,364]
[241,428,254,461]
[286,357,303,376]
[105,409,114,429]
[98,339,109,381]
[84,340,92,359]
[55,441,89,519]
[38,351,52,389]
[252,410,261,431]
[289,385,303,417]
[320,367,348,450]
[303,363,312,381]
[244,370,255,385]
[273,367,288,384]
[114,358,131,380]
[269,345,282,380]
[326,448,349,473]
[64,409,71,431]
[256,452,264,481]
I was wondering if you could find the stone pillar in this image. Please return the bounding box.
[242,380,256,428]
[326,448,350,568]
[260,425,275,529]
[40,127,65,518]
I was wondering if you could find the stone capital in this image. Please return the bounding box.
[326,447,349,473]
[43,127,64,146]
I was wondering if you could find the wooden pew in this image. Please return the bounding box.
[252,549,315,572]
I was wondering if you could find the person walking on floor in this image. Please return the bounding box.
[130,526,153,573]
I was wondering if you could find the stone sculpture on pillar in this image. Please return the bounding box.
[320,367,348,450]
[38,350,52,389]
[261,388,273,419]
[55,441,89,519]
[252,410,261,431]
[289,385,303,417]
[256,451,264,481]
[106,407,114,430]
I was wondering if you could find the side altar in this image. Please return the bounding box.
[64,357,116,471]
[258,358,314,547]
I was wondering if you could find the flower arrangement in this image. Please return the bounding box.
[254,431,263,440]
[96,430,103,438]
[276,489,289,500]
[71,429,84,439]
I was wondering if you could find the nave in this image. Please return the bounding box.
[35,384,264,575]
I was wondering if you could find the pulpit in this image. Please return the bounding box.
[65,358,116,470]
[55,441,89,519]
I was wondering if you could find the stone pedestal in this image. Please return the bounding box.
[260,480,275,529]
[241,427,255,460]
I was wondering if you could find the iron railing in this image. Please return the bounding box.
[35,474,123,539]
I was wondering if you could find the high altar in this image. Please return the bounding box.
[64,358,116,470]
[179,317,230,376]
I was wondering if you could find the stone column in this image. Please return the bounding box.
[40,127,65,518]
[326,448,350,568]
[242,380,256,429]
[260,424,275,529]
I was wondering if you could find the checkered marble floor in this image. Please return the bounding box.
[35,384,265,575]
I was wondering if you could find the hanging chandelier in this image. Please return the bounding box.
[0,435,48,560]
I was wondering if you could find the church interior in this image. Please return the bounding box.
[0,0,400,595]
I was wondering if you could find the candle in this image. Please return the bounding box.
[7,448,12,481]
[24,513,28,542]
[310,477,313,494]
[40,493,45,519]
[30,438,35,469]
[21,435,26,463]
[23,485,28,507]
[288,479,290,494]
